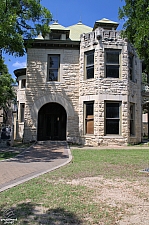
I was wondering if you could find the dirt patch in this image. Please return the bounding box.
[67,176,149,225]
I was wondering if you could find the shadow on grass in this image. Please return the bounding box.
[0,152,19,160]
[0,202,83,224]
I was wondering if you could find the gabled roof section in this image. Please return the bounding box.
[66,22,92,41]
[50,21,66,30]
[93,18,119,30]
[36,21,70,39]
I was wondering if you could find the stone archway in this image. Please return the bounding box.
[37,103,67,141]
[30,94,75,141]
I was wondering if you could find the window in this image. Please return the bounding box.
[21,79,26,88]
[105,102,121,135]
[50,33,61,40]
[129,53,134,81]
[20,103,25,122]
[130,103,135,135]
[84,102,94,134]
[85,51,94,79]
[105,50,120,78]
[47,55,60,81]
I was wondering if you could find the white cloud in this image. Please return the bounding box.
[12,61,26,68]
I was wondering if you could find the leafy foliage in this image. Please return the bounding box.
[0,1,52,124]
[119,0,149,73]
[0,0,52,56]
[0,59,16,124]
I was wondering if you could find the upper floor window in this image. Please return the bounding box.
[50,33,61,40]
[47,55,60,81]
[105,49,121,78]
[21,79,26,88]
[129,53,134,81]
[85,51,94,79]
[20,103,25,122]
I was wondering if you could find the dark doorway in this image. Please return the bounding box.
[37,103,67,141]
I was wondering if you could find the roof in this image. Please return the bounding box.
[36,21,69,40]
[93,18,119,30]
[36,18,118,41]
[96,18,119,25]
[14,68,26,77]
[50,21,66,30]
[66,22,92,41]
[36,21,92,41]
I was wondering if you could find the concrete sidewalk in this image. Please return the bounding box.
[0,141,72,193]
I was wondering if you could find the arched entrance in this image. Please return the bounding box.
[37,103,67,141]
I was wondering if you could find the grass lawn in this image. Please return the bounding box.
[0,152,19,160]
[0,149,149,224]
[0,141,32,161]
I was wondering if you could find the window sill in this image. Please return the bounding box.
[84,78,95,81]
[105,77,120,79]
[103,135,123,138]
[46,81,61,85]
[83,134,94,136]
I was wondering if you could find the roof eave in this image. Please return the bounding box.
[24,39,80,50]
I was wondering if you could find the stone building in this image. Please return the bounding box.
[14,18,142,146]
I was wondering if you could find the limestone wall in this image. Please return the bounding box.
[79,28,142,146]
[23,48,80,142]
[20,27,142,146]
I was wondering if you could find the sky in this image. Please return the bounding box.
[4,0,125,79]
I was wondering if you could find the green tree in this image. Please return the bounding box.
[0,0,52,56]
[0,0,52,125]
[0,59,16,124]
[119,0,149,74]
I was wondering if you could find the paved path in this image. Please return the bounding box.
[0,141,72,192]
[1,142,149,193]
